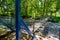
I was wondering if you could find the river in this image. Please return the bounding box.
[0,16,60,40]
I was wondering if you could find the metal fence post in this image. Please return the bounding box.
[15,0,21,40]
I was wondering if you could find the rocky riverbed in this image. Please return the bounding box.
[0,17,60,40]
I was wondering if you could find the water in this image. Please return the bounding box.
[40,22,60,38]
[0,16,60,39]
[0,16,15,24]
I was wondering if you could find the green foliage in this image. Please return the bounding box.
[0,0,60,23]
[0,0,15,16]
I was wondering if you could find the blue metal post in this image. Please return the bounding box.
[15,0,21,40]
[19,17,33,36]
[0,19,15,32]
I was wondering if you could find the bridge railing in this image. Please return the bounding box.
[0,0,34,40]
